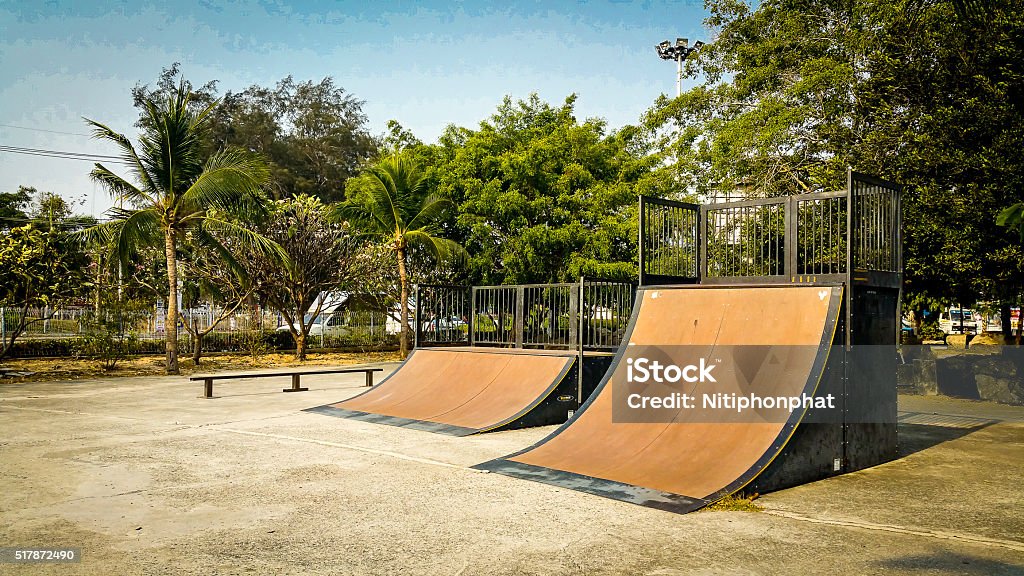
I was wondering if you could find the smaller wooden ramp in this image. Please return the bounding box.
[306,348,578,436]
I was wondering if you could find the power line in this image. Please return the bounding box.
[0,123,93,137]
[0,143,122,160]
[0,214,112,228]
[0,144,131,165]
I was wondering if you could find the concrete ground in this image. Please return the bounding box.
[1,364,1022,575]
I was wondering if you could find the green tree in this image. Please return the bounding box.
[428,94,666,284]
[136,66,376,203]
[83,82,275,374]
[178,234,256,366]
[341,152,464,358]
[247,195,363,361]
[648,0,1024,309]
[0,224,90,359]
[0,186,33,230]
[0,187,94,232]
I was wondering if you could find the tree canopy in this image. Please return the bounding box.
[427,94,667,285]
[648,0,1024,307]
[0,224,90,358]
[133,64,377,204]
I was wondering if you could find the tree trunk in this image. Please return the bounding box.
[164,229,180,375]
[296,330,307,361]
[192,332,203,366]
[397,246,410,358]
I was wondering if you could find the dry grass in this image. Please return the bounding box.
[0,350,402,383]
[701,492,764,512]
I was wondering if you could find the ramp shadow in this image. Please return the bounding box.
[875,551,1024,575]
[897,415,996,458]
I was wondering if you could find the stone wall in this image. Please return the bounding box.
[898,345,1024,406]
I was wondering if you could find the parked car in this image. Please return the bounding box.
[421,316,467,332]
[938,307,977,335]
[276,311,350,337]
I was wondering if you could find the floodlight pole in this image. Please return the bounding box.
[655,38,704,97]
[675,53,683,97]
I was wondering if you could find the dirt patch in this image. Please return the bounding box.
[0,350,402,383]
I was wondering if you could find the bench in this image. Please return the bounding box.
[190,367,385,399]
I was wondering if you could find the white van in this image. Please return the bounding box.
[938,307,977,335]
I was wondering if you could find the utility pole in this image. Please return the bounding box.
[655,38,704,97]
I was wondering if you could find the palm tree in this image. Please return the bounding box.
[340,152,463,357]
[83,83,276,374]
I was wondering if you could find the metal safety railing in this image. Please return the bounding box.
[414,279,636,351]
[640,169,901,287]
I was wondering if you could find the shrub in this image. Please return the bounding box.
[75,301,147,370]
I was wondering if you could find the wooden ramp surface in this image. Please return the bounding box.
[475,285,843,512]
[307,348,576,436]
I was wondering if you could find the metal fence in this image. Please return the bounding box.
[472,285,520,346]
[414,279,636,351]
[703,198,787,279]
[639,196,699,285]
[795,192,848,276]
[1,305,396,358]
[581,280,637,350]
[640,170,900,286]
[414,285,471,346]
[850,172,901,273]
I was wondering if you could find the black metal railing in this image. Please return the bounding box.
[414,279,636,351]
[472,285,519,347]
[795,192,847,276]
[581,280,637,350]
[703,197,786,280]
[640,169,901,286]
[521,284,577,348]
[850,172,901,273]
[639,196,699,285]
[415,284,471,346]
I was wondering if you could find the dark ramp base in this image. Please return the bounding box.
[304,405,480,436]
[473,459,709,514]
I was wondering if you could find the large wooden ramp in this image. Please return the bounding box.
[475,285,843,513]
[306,348,579,436]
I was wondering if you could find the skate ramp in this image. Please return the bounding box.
[306,347,578,436]
[475,285,843,512]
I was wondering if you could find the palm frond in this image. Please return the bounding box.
[84,117,160,196]
[77,208,162,269]
[365,163,401,233]
[407,194,454,231]
[997,203,1024,242]
[75,218,122,248]
[180,148,270,215]
[405,230,467,265]
[190,225,252,286]
[89,163,156,207]
[138,89,206,202]
[111,209,163,268]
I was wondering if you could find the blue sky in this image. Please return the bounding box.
[0,0,711,216]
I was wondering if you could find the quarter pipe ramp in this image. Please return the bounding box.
[306,347,581,436]
[475,285,845,513]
